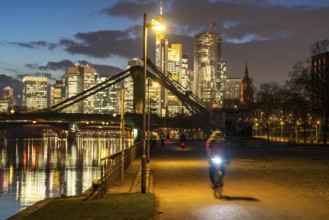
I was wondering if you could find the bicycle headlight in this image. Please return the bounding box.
[211,157,222,164]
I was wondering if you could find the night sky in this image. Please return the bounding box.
[1,0,328,88]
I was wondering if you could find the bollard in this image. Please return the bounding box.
[141,154,147,193]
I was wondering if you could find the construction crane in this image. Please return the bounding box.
[210,5,221,32]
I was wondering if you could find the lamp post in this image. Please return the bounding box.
[316,121,320,143]
[280,121,284,141]
[120,89,125,185]
[147,79,151,163]
[141,13,165,194]
[141,13,148,194]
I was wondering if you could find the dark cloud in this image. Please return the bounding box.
[25,64,39,69]
[24,60,74,80]
[0,74,23,98]
[0,74,17,84]
[219,3,329,41]
[93,64,123,76]
[73,60,123,75]
[34,72,56,80]
[0,66,20,74]
[38,60,75,71]
[25,59,123,78]
[6,40,56,50]
[101,0,158,20]
[59,28,142,59]
[15,74,30,80]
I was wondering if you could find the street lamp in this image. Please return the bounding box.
[280,121,284,141]
[296,121,300,144]
[316,121,320,143]
[147,79,151,163]
[141,13,165,193]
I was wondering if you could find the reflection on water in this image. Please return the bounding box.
[0,133,133,219]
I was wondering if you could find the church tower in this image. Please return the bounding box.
[240,62,254,105]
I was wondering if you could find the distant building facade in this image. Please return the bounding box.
[0,99,8,112]
[94,74,122,114]
[311,51,329,76]
[181,54,191,90]
[167,43,183,116]
[3,86,15,109]
[23,76,48,110]
[311,51,329,109]
[224,77,241,100]
[50,80,64,106]
[155,25,169,116]
[63,64,96,113]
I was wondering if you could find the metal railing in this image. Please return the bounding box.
[94,141,142,199]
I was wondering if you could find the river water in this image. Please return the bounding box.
[0,132,132,219]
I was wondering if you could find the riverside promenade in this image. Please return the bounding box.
[148,140,329,220]
[9,139,329,220]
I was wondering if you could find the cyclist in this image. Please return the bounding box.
[205,130,230,189]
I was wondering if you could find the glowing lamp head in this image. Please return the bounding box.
[211,157,223,165]
[150,18,166,31]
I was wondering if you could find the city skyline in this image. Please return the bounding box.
[1,0,329,88]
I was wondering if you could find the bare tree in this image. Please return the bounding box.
[255,82,284,141]
[310,39,329,55]
[286,61,312,143]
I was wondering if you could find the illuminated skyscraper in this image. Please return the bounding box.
[124,58,144,113]
[23,76,48,110]
[94,74,121,114]
[155,12,168,116]
[167,43,183,115]
[154,1,186,116]
[50,80,64,106]
[193,30,225,107]
[181,54,190,90]
[63,64,96,113]
[3,86,15,108]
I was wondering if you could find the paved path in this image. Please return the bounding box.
[149,140,329,220]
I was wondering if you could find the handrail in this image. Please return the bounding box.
[94,141,142,199]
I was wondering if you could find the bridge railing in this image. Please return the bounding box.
[146,58,212,115]
[49,68,132,112]
[95,141,142,199]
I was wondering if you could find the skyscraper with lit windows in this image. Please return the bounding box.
[3,86,15,108]
[155,11,168,116]
[166,43,183,115]
[154,2,186,116]
[63,64,96,113]
[50,80,64,106]
[193,29,225,107]
[23,76,48,110]
[181,54,190,90]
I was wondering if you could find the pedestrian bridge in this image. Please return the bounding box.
[49,58,212,116]
[0,58,218,137]
[0,58,251,137]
